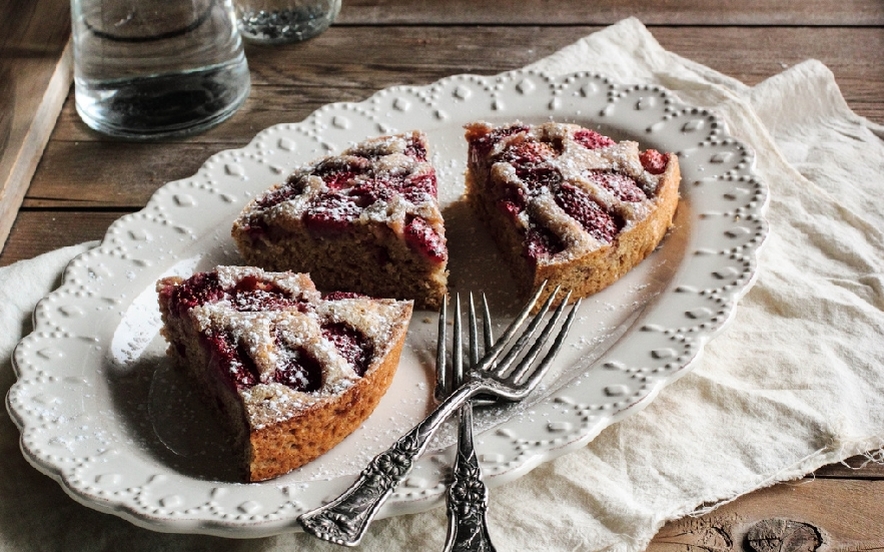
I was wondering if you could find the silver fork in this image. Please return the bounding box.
[437,293,496,552]
[298,283,580,546]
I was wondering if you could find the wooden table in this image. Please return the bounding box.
[2,0,883,548]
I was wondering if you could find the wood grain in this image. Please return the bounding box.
[23,26,884,213]
[0,210,120,266]
[43,24,884,144]
[0,0,71,252]
[334,0,884,25]
[648,479,884,552]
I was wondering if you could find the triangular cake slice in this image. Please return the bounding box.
[157,266,413,482]
[231,131,448,310]
[464,121,680,305]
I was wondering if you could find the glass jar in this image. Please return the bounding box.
[235,0,341,44]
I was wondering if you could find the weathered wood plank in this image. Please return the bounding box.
[813,453,884,479]
[0,0,71,51]
[24,140,244,209]
[49,25,884,142]
[648,479,884,552]
[0,0,71,251]
[335,0,884,26]
[24,25,882,214]
[0,210,122,266]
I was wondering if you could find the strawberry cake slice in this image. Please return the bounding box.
[232,131,448,310]
[464,121,680,305]
[157,266,413,482]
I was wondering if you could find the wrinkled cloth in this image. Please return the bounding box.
[2,18,883,552]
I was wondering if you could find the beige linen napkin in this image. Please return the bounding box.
[2,18,883,551]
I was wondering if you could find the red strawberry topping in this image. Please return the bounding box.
[515,165,563,191]
[573,129,616,150]
[314,158,370,190]
[503,140,558,166]
[321,170,360,191]
[524,224,565,262]
[163,271,224,315]
[639,149,668,175]
[554,183,622,243]
[404,216,448,263]
[230,276,305,311]
[402,172,437,201]
[322,323,372,377]
[350,178,396,206]
[466,123,530,158]
[352,173,436,206]
[205,332,260,390]
[302,193,362,232]
[273,338,323,392]
[404,137,428,162]
[497,183,527,220]
[586,170,646,202]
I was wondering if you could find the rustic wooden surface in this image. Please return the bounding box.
[2,0,883,549]
[0,0,72,250]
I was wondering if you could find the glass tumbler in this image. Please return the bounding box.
[235,0,341,44]
[71,0,251,139]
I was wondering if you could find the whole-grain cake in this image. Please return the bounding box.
[231,131,447,310]
[464,121,680,305]
[156,265,413,482]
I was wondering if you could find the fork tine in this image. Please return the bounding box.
[435,295,448,403]
[481,293,493,353]
[474,280,549,373]
[491,285,564,377]
[469,293,498,408]
[508,292,577,383]
[468,293,479,367]
[452,294,463,396]
[519,297,582,389]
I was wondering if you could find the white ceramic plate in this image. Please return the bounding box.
[7,70,768,537]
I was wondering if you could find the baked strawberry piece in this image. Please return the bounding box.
[157,266,413,482]
[464,121,680,305]
[232,131,448,310]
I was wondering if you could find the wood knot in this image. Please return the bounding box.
[746,519,822,552]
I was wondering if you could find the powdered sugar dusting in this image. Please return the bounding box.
[163,266,413,429]
[467,121,672,263]
[234,131,447,262]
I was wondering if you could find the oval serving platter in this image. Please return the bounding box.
[7,69,768,537]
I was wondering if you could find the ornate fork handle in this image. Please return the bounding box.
[444,401,496,552]
[298,379,483,546]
